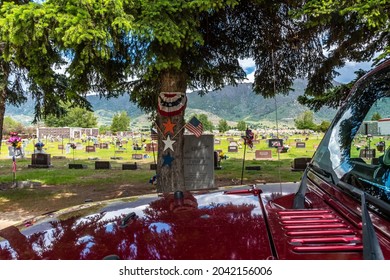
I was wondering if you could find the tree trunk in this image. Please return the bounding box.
[0,90,5,155]
[156,70,188,194]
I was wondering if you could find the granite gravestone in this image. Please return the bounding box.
[291,157,311,171]
[86,145,96,152]
[145,143,158,152]
[29,153,51,168]
[359,148,376,159]
[99,143,109,149]
[255,150,272,159]
[228,142,238,152]
[95,161,111,169]
[183,134,215,190]
[268,139,283,148]
[132,154,143,160]
[296,142,306,148]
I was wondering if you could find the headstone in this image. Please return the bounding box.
[145,143,158,152]
[214,139,221,145]
[100,143,109,149]
[255,150,272,159]
[86,145,96,152]
[69,163,87,169]
[245,166,261,171]
[122,163,137,170]
[228,145,238,152]
[359,149,376,159]
[29,153,51,168]
[53,156,66,160]
[182,134,214,191]
[110,156,123,160]
[268,139,283,148]
[291,157,311,171]
[132,154,143,160]
[95,161,111,169]
[58,144,64,150]
[296,142,306,148]
[150,163,157,170]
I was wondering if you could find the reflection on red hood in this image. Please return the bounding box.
[0,190,273,260]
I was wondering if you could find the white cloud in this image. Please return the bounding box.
[239,58,256,70]
[239,57,376,84]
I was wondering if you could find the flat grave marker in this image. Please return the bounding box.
[99,143,109,149]
[95,161,111,169]
[86,145,96,152]
[296,142,306,148]
[132,154,143,160]
[228,145,238,152]
[122,163,137,170]
[255,150,272,159]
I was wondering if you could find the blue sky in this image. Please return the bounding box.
[239,58,374,84]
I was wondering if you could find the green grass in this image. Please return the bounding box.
[0,134,315,214]
[1,133,388,216]
[0,134,320,187]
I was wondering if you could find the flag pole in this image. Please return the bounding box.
[12,148,16,185]
[240,129,248,185]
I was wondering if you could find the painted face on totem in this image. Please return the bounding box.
[157,92,187,117]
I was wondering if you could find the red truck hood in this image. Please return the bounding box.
[0,189,275,260]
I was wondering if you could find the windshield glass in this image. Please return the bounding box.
[312,61,390,207]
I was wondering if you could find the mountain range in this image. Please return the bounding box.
[5,79,337,128]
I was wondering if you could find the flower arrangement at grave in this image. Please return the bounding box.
[34,141,45,152]
[7,132,22,149]
[280,145,289,153]
[376,141,386,152]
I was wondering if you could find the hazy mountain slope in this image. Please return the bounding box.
[5,80,337,127]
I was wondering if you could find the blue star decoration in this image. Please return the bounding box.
[162,152,174,167]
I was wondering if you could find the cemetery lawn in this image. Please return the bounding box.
[0,157,303,216]
[0,134,320,225]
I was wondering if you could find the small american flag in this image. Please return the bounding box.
[150,127,158,141]
[185,116,203,137]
